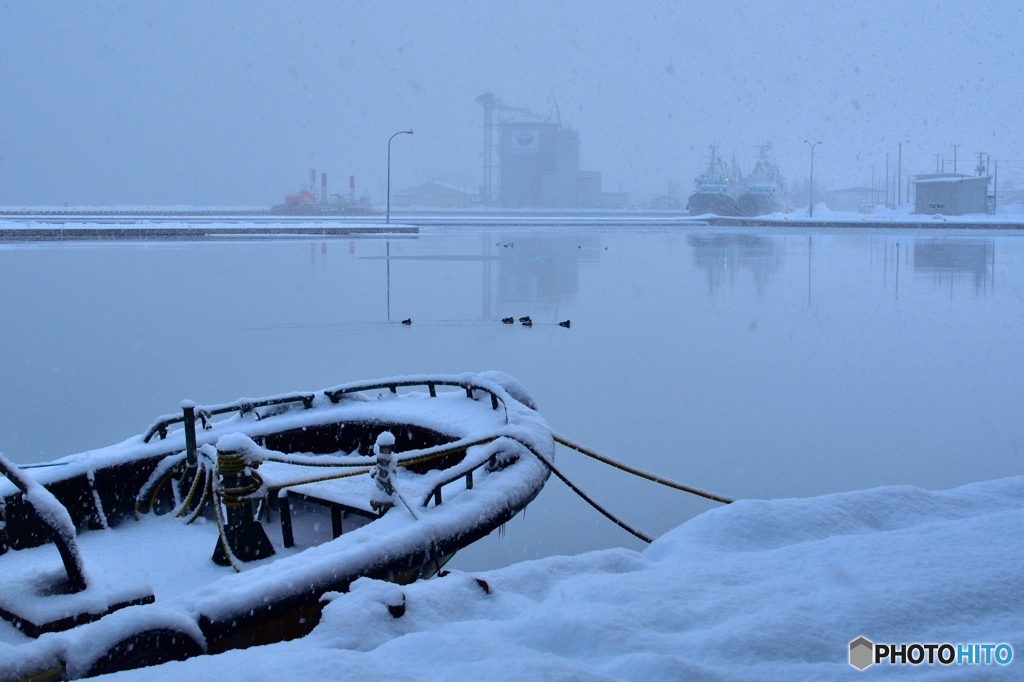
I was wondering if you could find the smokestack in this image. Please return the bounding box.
[311,168,317,192]
[321,172,328,203]
[350,175,355,203]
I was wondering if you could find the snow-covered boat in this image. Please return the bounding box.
[0,372,552,680]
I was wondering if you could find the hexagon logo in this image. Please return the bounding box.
[849,637,874,670]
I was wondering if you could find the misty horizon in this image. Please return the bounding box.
[1,1,1022,206]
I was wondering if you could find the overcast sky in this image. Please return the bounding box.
[1,1,1021,206]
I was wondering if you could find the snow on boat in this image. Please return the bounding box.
[0,372,552,680]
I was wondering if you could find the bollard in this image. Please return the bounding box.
[178,401,200,512]
[181,400,198,468]
[370,431,396,514]
[211,438,275,566]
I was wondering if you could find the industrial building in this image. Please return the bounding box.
[499,117,579,207]
[477,92,624,209]
[392,181,478,209]
[825,187,876,212]
[912,174,991,215]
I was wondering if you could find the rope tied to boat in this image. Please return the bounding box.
[215,447,264,509]
[552,433,734,505]
[216,449,248,477]
[514,433,735,546]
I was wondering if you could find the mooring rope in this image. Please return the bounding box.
[534,452,654,544]
[211,484,243,573]
[136,429,731,554]
[552,433,734,505]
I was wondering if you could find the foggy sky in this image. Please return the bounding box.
[1,1,1021,206]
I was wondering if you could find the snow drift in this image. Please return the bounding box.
[97,475,1023,680]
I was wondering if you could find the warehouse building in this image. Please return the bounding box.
[392,181,478,209]
[912,174,991,215]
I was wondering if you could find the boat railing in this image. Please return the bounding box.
[324,378,508,421]
[142,376,511,443]
[421,435,539,508]
[142,393,316,443]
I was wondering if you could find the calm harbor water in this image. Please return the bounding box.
[1,226,1022,570]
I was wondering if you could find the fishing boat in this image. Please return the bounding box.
[0,372,552,680]
[686,146,743,217]
[737,143,788,217]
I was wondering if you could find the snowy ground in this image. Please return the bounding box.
[103,476,1023,680]
[722,202,1024,225]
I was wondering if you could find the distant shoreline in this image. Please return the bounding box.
[1,208,1023,240]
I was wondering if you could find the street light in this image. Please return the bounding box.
[804,140,821,218]
[387,129,413,224]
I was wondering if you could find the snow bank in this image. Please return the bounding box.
[103,476,1024,680]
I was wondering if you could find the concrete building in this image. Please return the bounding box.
[500,117,581,208]
[497,119,624,208]
[912,174,991,215]
[577,171,602,208]
[825,187,875,212]
[392,181,478,209]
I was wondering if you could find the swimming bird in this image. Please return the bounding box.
[519,316,532,324]
[558,320,571,328]
[401,318,412,325]
[502,317,514,324]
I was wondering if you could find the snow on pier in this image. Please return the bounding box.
[101,475,1023,680]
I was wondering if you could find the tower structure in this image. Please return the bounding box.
[476,93,531,205]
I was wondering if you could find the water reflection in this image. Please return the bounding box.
[496,236,599,321]
[687,233,784,295]
[361,235,599,323]
[913,239,995,294]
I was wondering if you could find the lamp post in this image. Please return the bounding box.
[897,142,902,207]
[387,129,413,224]
[804,140,821,218]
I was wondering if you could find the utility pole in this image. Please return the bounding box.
[994,160,998,213]
[952,144,959,174]
[871,165,875,205]
[804,140,821,217]
[885,153,889,209]
[935,154,940,173]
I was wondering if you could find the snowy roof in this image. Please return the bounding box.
[394,181,476,196]
[912,174,990,185]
